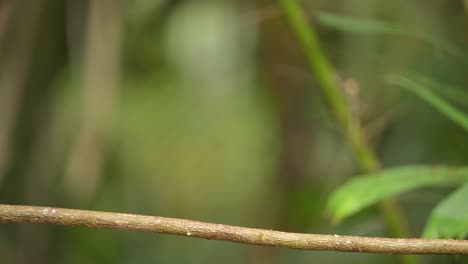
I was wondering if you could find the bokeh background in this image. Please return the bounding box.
[0,0,467,263]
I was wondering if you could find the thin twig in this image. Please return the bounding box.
[0,204,467,255]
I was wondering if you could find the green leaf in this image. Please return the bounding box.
[423,182,468,239]
[316,12,462,58]
[316,12,406,35]
[413,76,468,107]
[327,165,468,223]
[388,75,468,133]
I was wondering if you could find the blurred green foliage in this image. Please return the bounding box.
[0,0,467,263]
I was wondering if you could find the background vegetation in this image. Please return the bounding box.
[0,0,467,263]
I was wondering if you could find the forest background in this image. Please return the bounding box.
[0,0,467,263]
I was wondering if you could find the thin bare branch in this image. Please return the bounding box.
[0,204,467,255]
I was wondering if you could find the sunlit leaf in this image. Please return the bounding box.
[327,165,468,223]
[316,12,462,57]
[388,75,468,132]
[423,182,468,239]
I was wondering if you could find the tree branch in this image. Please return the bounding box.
[0,204,467,255]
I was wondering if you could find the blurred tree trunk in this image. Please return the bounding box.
[0,0,43,184]
[0,0,67,263]
[64,0,121,204]
[256,0,317,232]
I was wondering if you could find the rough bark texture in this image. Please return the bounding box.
[0,204,467,255]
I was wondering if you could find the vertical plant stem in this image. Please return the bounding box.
[275,1,419,263]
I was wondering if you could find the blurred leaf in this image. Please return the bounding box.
[423,182,468,239]
[327,165,468,223]
[316,12,462,57]
[388,75,468,132]
[317,12,406,35]
[413,76,468,107]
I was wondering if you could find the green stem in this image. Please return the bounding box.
[275,1,419,263]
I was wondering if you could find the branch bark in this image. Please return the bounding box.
[0,204,467,255]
